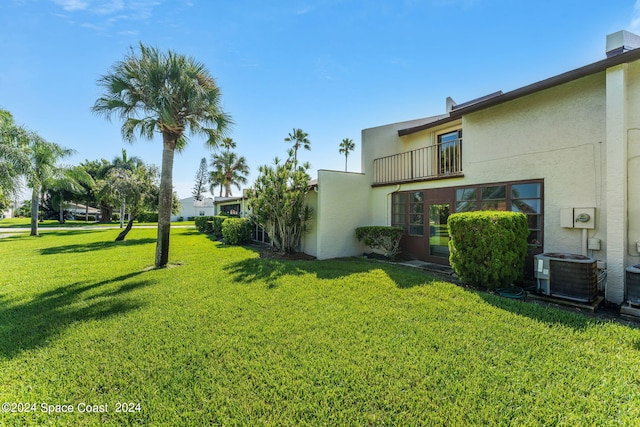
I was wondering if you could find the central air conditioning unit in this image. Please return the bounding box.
[626,264,640,305]
[534,253,598,302]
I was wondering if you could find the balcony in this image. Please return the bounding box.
[373,139,463,186]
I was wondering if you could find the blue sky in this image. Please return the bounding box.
[1,0,639,199]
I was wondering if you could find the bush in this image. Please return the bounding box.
[111,213,120,222]
[211,216,228,239]
[195,216,214,233]
[355,226,403,259]
[222,218,253,245]
[137,212,159,223]
[187,216,195,221]
[447,211,529,289]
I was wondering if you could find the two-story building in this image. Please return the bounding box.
[300,30,640,306]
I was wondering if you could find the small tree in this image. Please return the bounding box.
[192,157,208,201]
[96,163,159,241]
[248,157,312,254]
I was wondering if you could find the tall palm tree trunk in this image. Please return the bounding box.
[30,188,39,236]
[155,137,175,268]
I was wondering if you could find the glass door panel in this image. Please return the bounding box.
[429,203,450,258]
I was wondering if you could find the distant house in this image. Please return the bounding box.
[64,203,100,219]
[293,30,640,306]
[172,196,215,221]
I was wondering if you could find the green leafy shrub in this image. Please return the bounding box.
[221,218,252,245]
[111,213,120,221]
[355,226,403,259]
[447,211,529,288]
[137,212,159,222]
[194,216,214,233]
[212,216,228,239]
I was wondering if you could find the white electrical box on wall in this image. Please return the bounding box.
[560,208,575,228]
[560,207,596,229]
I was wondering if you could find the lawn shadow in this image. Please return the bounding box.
[40,238,156,255]
[0,271,153,359]
[224,255,437,289]
[475,289,640,331]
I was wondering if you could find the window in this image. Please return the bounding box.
[392,193,407,233]
[409,191,424,236]
[437,129,462,175]
[221,203,241,216]
[199,211,205,216]
[455,180,543,247]
[392,191,424,236]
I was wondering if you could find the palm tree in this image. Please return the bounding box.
[209,166,225,198]
[24,136,74,235]
[210,151,249,197]
[45,165,94,224]
[284,128,310,165]
[338,138,355,172]
[93,43,231,268]
[0,109,30,199]
[220,137,236,152]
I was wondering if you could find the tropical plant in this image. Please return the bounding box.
[96,162,160,241]
[338,137,355,172]
[209,166,225,198]
[0,109,30,199]
[92,43,231,267]
[210,150,249,197]
[284,128,310,165]
[192,157,208,201]
[248,155,312,254]
[23,135,74,235]
[44,165,94,223]
[79,158,112,222]
[111,149,144,228]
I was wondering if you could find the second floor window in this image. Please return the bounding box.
[437,129,462,175]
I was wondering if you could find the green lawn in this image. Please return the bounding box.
[1,229,640,425]
[0,218,195,228]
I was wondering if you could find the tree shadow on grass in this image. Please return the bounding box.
[40,238,156,255]
[223,256,437,289]
[475,288,640,332]
[0,271,153,359]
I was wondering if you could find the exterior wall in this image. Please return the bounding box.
[308,170,370,259]
[172,197,215,220]
[301,190,318,257]
[464,73,606,257]
[359,61,640,304]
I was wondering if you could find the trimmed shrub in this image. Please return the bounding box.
[211,216,228,239]
[355,226,403,259]
[111,213,120,222]
[187,216,195,221]
[447,211,529,288]
[222,218,252,245]
[137,212,159,223]
[195,216,214,233]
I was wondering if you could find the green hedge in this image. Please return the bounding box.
[212,216,228,238]
[222,218,252,245]
[355,226,403,259]
[137,212,159,223]
[195,216,214,233]
[447,211,529,289]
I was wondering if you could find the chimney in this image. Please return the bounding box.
[606,30,640,57]
[446,96,457,113]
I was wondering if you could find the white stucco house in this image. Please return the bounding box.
[172,196,215,221]
[295,30,640,306]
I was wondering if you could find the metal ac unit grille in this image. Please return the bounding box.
[549,258,597,302]
[626,265,640,305]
